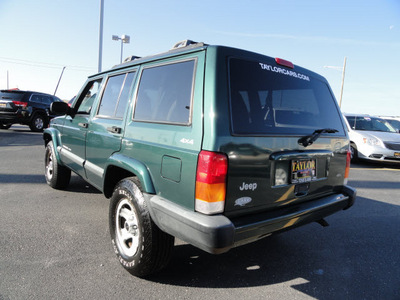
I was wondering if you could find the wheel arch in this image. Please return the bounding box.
[30,110,49,123]
[104,153,156,198]
[43,128,63,164]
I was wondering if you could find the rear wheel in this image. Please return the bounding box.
[45,142,71,189]
[109,177,174,277]
[0,122,12,129]
[30,114,47,132]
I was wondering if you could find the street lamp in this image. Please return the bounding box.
[112,34,130,64]
[324,57,347,108]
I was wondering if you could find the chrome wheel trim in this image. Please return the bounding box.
[35,117,44,130]
[115,198,140,257]
[45,147,54,180]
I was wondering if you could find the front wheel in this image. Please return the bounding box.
[350,144,358,163]
[45,142,71,189]
[109,177,174,277]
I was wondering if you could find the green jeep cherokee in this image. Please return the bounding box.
[44,40,356,277]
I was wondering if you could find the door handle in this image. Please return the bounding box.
[107,126,122,134]
[78,122,88,128]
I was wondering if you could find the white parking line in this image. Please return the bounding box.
[351,167,400,171]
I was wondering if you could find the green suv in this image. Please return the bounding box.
[44,40,356,277]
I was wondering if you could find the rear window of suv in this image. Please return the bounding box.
[228,58,345,136]
[0,91,25,101]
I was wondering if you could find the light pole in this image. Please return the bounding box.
[324,57,347,108]
[112,35,130,64]
[98,0,104,72]
[54,66,66,96]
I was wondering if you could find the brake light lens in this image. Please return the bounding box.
[195,150,228,215]
[275,57,294,69]
[344,148,351,184]
[12,101,28,108]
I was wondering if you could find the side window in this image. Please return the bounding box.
[97,71,135,119]
[75,79,102,114]
[31,94,41,103]
[42,96,52,104]
[134,60,195,124]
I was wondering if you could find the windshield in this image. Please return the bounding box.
[346,116,397,133]
[385,119,400,131]
[228,58,345,135]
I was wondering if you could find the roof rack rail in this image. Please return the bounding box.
[123,55,141,63]
[171,39,205,50]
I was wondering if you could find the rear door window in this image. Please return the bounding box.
[229,58,345,135]
[97,72,135,119]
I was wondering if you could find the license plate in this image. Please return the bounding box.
[291,159,317,184]
[0,103,6,107]
[395,152,400,158]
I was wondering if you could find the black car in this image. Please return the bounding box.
[0,89,63,132]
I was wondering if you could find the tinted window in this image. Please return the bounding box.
[116,72,135,118]
[31,94,42,103]
[0,91,24,101]
[229,58,345,135]
[97,72,135,118]
[134,60,195,124]
[42,96,52,104]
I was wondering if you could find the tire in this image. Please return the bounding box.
[0,122,12,129]
[45,142,71,189]
[109,177,174,277]
[350,143,358,163]
[30,114,47,132]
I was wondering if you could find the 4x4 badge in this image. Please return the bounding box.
[235,197,252,207]
[180,138,194,145]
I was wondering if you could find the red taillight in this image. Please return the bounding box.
[275,57,294,69]
[344,149,351,184]
[12,101,28,108]
[195,150,228,215]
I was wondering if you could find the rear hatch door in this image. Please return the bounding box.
[223,57,348,216]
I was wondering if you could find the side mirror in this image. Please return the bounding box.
[51,101,73,116]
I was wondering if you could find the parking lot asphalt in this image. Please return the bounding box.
[0,126,399,300]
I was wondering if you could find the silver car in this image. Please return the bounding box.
[343,114,400,163]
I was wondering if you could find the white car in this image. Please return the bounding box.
[343,114,400,163]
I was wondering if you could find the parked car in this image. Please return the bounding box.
[44,40,356,277]
[343,114,400,162]
[0,89,63,131]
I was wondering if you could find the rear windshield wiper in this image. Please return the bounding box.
[298,128,338,147]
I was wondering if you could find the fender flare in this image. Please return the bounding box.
[43,128,63,165]
[104,153,156,195]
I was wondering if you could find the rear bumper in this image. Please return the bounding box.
[0,111,19,121]
[146,185,356,254]
[0,109,29,123]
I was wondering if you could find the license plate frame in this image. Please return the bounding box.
[291,159,317,184]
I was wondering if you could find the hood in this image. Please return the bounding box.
[352,130,400,142]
